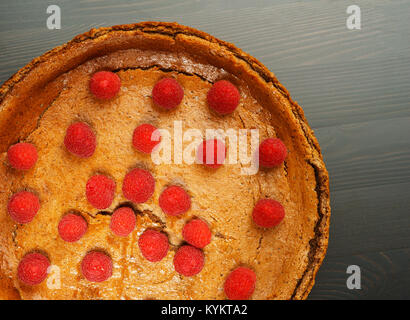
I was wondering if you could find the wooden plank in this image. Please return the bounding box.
[315,117,410,192]
[326,180,410,258]
[310,248,410,299]
[276,58,410,129]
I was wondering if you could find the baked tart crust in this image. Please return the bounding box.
[0,22,330,300]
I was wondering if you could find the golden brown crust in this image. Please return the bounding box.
[0,22,330,300]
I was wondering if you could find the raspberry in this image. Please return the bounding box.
[152,78,184,109]
[89,71,121,100]
[252,199,285,228]
[132,123,161,154]
[64,122,96,158]
[81,251,112,282]
[196,139,226,168]
[138,229,169,262]
[207,80,240,115]
[7,191,40,224]
[122,168,155,204]
[159,185,191,216]
[58,213,88,242]
[173,245,204,277]
[110,207,136,237]
[17,253,50,286]
[258,138,287,168]
[7,142,38,170]
[182,219,211,248]
[86,174,115,209]
[224,267,256,300]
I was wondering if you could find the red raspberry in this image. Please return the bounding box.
[138,229,169,262]
[7,191,40,224]
[196,139,226,168]
[89,71,121,100]
[7,142,38,170]
[182,219,212,248]
[17,252,50,286]
[132,123,161,154]
[86,174,116,209]
[81,251,112,282]
[152,78,184,109]
[159,185,191,216]
[173,245,204,277]
[258,138,287,168]
[122,168,155,204]
[110,207,136,237]
[224,267,256,300]
[207,80,240,115]
[64,122,96,158]
[252,199,285,228]
[58,213,88,242]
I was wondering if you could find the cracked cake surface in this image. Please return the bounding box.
[0,22,330,300]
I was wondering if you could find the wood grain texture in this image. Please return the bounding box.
[0,0,409,299]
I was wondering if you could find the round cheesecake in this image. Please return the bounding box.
[0,22,330,300]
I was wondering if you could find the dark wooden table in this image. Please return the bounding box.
[1,0,409,299]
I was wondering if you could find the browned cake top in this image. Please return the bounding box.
[0,22,330,300]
